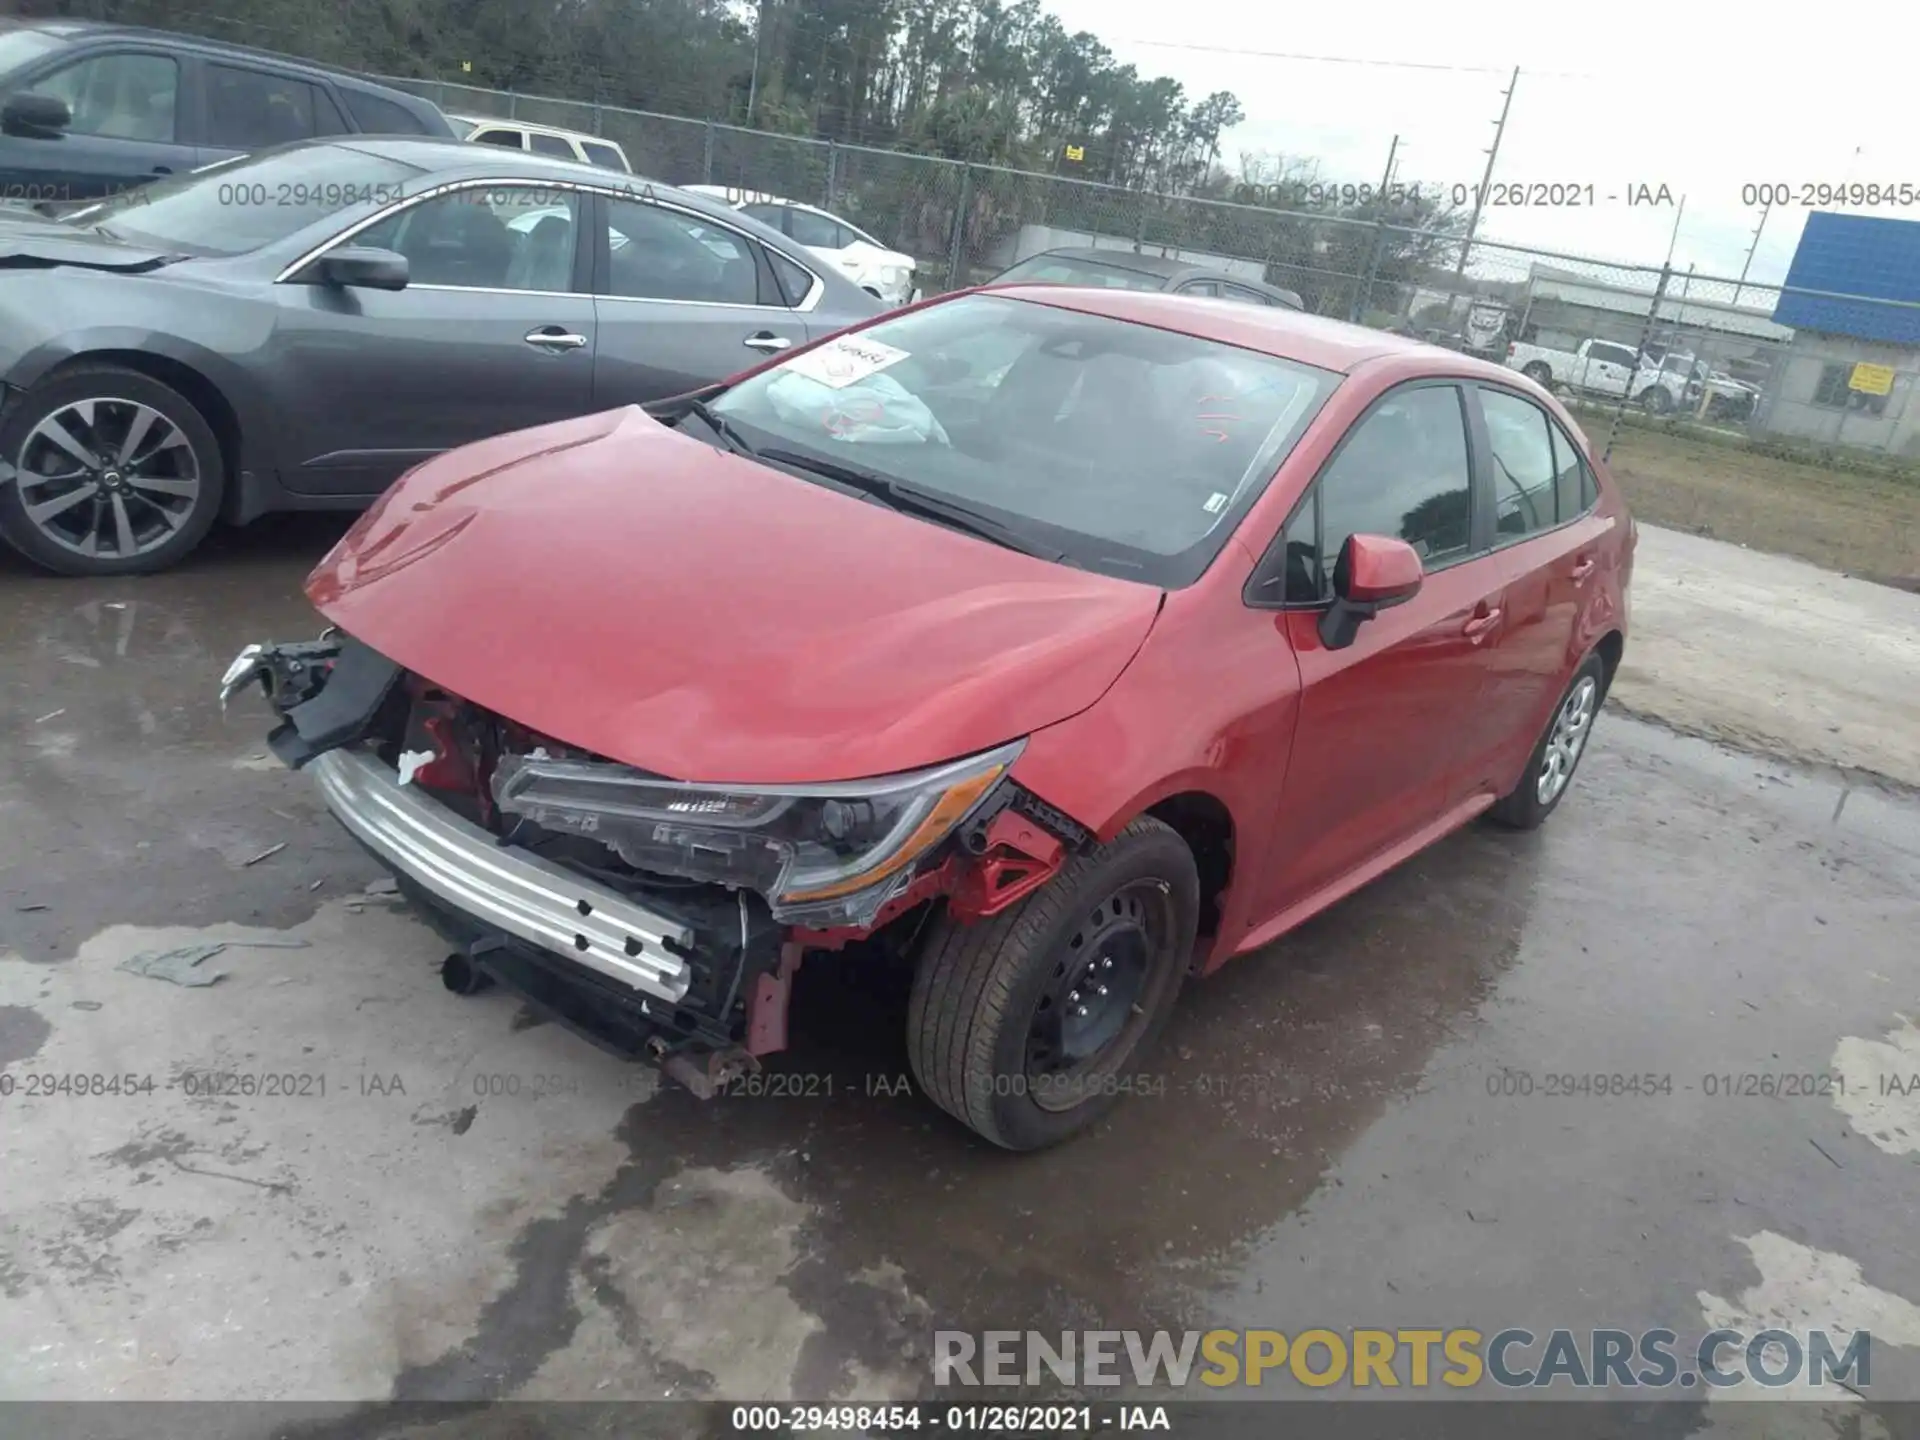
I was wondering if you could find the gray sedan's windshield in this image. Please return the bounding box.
[71,145,424,257]
[708,293,1336,586]
[0,24,62,75]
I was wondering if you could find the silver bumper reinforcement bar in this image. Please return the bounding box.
[310,748,695,1005]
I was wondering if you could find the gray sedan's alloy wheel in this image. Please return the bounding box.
[0,365,224,576]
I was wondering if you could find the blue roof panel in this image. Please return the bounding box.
[1773,211,1920,344]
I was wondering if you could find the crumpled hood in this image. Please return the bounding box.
[307,407,1163,784]
[0,209,174,271]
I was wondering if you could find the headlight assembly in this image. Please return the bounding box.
[490,739,1024,928]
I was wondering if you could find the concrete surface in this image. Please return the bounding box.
[2,517,1919,1433]
[1614,523,1920,790]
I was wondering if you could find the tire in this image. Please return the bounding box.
[1488,650,1608,830]
[907,815,1199,1150]
[0,363,225,576]
[1638,385,1673,415]
[1521,361,1553,387]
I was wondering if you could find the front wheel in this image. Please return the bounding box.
[907,815,1198,1150]
[1488,651,1607,830]
[0,363,225,575]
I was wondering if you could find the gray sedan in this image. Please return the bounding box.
[0,137,884,575]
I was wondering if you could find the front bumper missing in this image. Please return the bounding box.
[310,747,695,1007]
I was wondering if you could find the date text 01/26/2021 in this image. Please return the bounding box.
[1227,180,1678,208]
[1481,1071,1918,1099]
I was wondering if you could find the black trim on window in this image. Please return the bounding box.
[1463,381,1601,552]
[1244,378,1484,611]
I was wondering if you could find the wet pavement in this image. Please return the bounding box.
[2,522,1919,1433]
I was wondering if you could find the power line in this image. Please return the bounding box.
[1112,38,1590,80]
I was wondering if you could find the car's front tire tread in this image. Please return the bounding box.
[908,815,1197,1150]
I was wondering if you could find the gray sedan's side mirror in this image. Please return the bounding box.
[1,92,72,136]
[305,246,410,291]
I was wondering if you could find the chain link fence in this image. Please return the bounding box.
[378,77,1920,470]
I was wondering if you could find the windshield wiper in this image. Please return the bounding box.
[756,447,1067,563]
[680,397,759,458]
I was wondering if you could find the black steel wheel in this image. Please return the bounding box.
[908,814,1198,1150]
[1022,879,1173,1111]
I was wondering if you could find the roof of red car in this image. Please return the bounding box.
[985,283,1471,377]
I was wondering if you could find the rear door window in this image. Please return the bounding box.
[601,196,760,305]
[527,131,573,158]
[1480,389,1559,540]
[204,64,341,148]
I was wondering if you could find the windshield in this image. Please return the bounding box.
[994,254,1171,292]
[70,144,424,257]
[706,293,1337,586]
[0,24,62,75]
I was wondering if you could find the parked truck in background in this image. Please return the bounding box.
[1505,336,1699,414]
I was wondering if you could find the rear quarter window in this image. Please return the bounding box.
[341,89,436,135]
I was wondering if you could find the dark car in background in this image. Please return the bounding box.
[0,18,456,204]
[0,137,884,576]
[990,247,1305,311]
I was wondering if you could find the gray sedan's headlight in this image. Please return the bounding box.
[491,740,1024,927]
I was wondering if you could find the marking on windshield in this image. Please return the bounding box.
[781,335,911,390]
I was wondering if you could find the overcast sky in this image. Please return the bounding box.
[1044,0,1913,296]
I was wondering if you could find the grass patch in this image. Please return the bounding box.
[1583,417,1920,588]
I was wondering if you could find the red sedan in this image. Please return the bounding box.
[225,284,1633,1150]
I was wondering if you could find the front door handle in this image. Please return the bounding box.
[524,326,588,351]
[1569,554,1597,583]
[151,165,173,175]
[1461,606,1503,642]
[743,332,792,353]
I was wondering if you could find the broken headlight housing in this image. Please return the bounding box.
[490,739,1024,928]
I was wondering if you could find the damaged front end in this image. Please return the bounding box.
[221,631,1085,1096]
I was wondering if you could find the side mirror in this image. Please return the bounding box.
[305,246,409,291]
[1318,533,1423,650]
[1,92,73,136]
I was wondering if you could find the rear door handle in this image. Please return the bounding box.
[524,326,588,351]
[1570,554,1597,583]
[744,332,792,353]
[1461,606,1503,642]
[151,165,173,175]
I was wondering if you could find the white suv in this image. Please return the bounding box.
[449,114,632,173]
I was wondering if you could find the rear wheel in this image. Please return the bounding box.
[0,364,224,576]
[1522,361,1553,386]
[907,816,1198,1150]
[1638,385,1674,415]
[1488,651,1607,830]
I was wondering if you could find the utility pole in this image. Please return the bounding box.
[1733,199,1770,307]
[1663,194,1686,269]
[1376,134,1399,198]
[746,0,768,125]
[1451,66,1518,287]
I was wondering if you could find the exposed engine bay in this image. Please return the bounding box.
[220,630,1087,1097]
